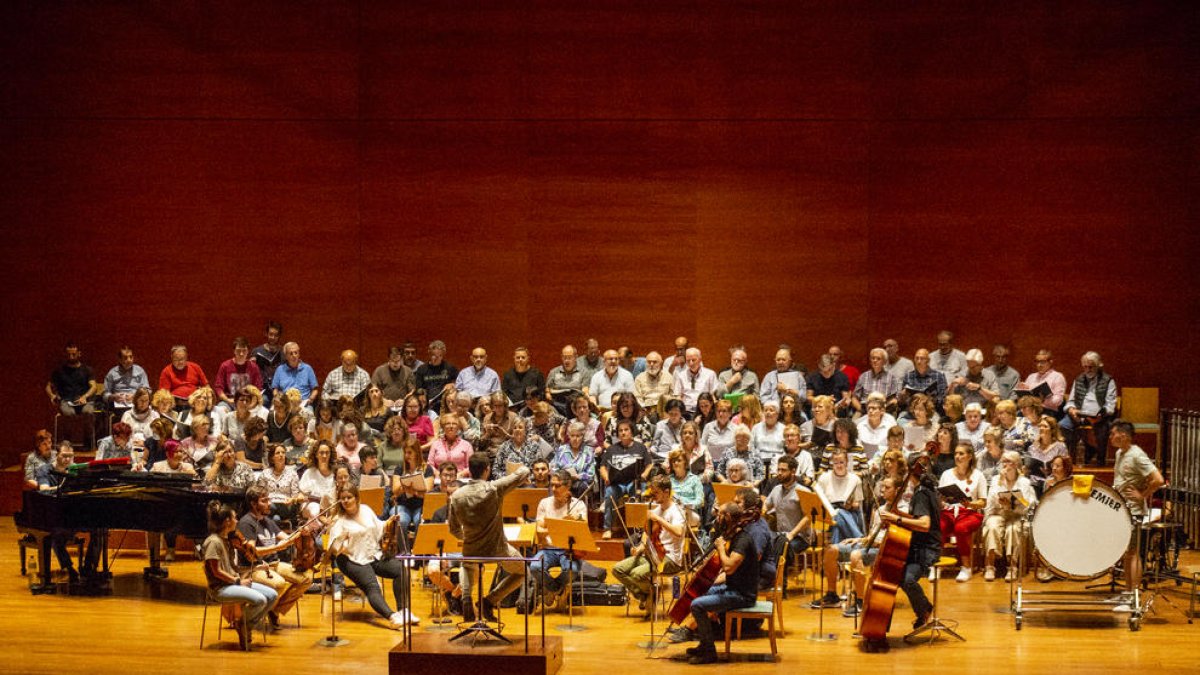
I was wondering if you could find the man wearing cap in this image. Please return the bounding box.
[949,349,999,408]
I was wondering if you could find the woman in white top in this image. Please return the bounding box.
[700,400,736,463]
[261,444,303,522]
[982,451,1037,581]
[816,447,864,544]
[299,440,337,504]
[938,441,988,582]
[327,485,416,628]
[751,402,785,471]
[120,387,158,449]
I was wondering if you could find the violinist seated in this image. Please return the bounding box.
[203,501,278,649]
[611,475,686,617]
[669,502,761,666]
[531,470,588,612]
[981,451,1037,582]
[327,485,419,628]
[811,476,901,615]
[424,479,466,617]
[236,485,313,628]
[814,448,865,544]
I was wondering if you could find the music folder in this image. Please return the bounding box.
[1015,381,1052,398]
[937,483,970,504]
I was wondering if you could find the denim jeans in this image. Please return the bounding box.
[213,581,278,628]
[603,481,637,530]
[690,583,756,649]
[831,508,864,544]
[531,547,581,594]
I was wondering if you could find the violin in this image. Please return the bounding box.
[380,515,402,558]
[228,529,259,564]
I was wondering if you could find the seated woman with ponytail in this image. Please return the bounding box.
[202,500,278,649]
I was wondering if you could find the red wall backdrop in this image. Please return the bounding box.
[2,1,1197,465]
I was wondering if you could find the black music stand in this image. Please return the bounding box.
[413,523,462,632]
[546,518,598,632]
[798,496,836,643]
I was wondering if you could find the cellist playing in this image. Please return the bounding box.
[878,454,942,631]
[679,502,760,665]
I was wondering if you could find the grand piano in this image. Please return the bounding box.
[15,466,244,595]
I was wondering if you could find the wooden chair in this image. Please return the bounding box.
[757,549,790,635]
[723,592,780,660]
[201,591,264,651]
[1121,388,1161,458]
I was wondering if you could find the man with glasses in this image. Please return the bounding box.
[531,470,588,611]
[1019,350,1067,416]
[455,347,501,400]
[1061,351,1119,465]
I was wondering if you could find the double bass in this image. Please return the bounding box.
[859,458,926,650]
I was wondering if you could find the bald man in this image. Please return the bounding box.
[455,347,501,400]
[323,349,371,401]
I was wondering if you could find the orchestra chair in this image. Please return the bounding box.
[1121,388,1161,458]
[722,552,785,660]
[1187,565,1199,624]
[756,549,790,636]
[201,591,265,651]
[904,556,965,644]
[53,407,107,451]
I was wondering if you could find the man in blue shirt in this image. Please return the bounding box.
[455,347,501,400]
[271,341,319,408]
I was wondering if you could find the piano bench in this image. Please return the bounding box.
[19,534,86,575]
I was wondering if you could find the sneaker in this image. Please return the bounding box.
[1005,568,1015,582]
[809,591,841,609]
[1112,603,1133,613]
[667,626,697,643]
[928,568,937,581]
[984,567,996,582]
[602,530,613,540]
[1036,568,1054,582]
[164,549,176,563]
[842,601,862,618]
[333,588,342,602]
[955,568,971,583]
[389,611,406,629]
[402,609,421,625]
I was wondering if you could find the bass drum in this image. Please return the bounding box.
[1030,480,1133,580]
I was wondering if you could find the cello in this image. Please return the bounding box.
[859,457,927,650]
[666,503,756,625]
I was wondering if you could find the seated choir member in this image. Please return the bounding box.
[938,442,988,582]
[202,501,279,649]
[815,447,865,544]
[599,419,654,539]
[326,485,418,628]
[981,451,1037,581]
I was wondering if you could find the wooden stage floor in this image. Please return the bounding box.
[3,518,1197,674]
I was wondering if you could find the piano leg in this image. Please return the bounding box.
[144,537,169,580]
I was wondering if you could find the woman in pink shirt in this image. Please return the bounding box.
[425,415,473,477]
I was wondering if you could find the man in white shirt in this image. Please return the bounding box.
[634,351,673,410]
[672,347,717,414]
[610,475,686,614]
[1061,351,1119,465]
[531,470,588,609]
[930,330,968,381]
[882,338,915,382]
[588,349,634,410]
[759,347,805,407]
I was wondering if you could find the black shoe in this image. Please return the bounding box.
[809,591,841,609]
[667,627,696,643]
[446,592,463,616]
[481,597,499,623]
[913,611,931,629]
[687,649,718,665]
[462,601,476,622]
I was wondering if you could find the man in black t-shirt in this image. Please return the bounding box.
[46,343,101,415]
[685,502,760,664]
[415,340,459,412]
[599,419,653,538]
[880,456,942,629]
